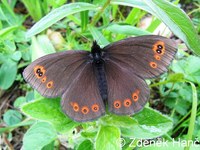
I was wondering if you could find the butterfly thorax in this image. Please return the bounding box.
[91,41,108,102]
[91,41,104,64]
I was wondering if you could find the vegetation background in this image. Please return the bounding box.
[0,0,200,150]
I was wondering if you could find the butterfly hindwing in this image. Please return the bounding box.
[61,63,105,122]
[103,35,177,78]
[23,50,89,98]
[104,60,150,115]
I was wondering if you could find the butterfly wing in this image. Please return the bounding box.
[103,35,177,78]
[104,60,150,115]
[61,63,105,122]
[23,50,90,98]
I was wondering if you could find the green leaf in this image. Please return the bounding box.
[3,110,22,126]
[0,120,35,134]
[121,108,173,139]
[11,51,22,61]
[21,0,43,21]
[21,98,78,133]
[101,115,138,128]
[88,25,110,47]
[0,25,18,39]
[22,122,57,150]
[186,82,198,150]
[143,0,200,55]
[166,73,185,83]
[26,2,98,37]
[0,59,17,90]
[14,96,27,108]
[111,0,152,14]
[31,35,55,61]
[95,125,121,150]
[172,56,200,84]
[111,0,200,55]
[81,131,97,138]
[77,139,94,150]
[106,23,151,36]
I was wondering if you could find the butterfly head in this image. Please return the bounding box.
[91,41,104,64]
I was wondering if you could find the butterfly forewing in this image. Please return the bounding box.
[23,50,89,98]
[23,35,177,122]
[104,60,150,115]
[61,63,105,122]
[103,35,177,78]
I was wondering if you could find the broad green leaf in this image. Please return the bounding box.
[121,108,173,139]
[101,115,138,128]
[143,0,200,55]
[3,40,16,52]
[77,139,94,150]
[111,0,153,15]
[42,141,54,150]
[81,131,97,138]
[21,98,78,133]
[106,23,151,36]
[31,35,55,61]
[14,96,27,108]
[111,0,200,55]
[172,56,200,84]
[88,25,110,47]
[22,122,57,150]
[11,51,22,61]
[166,73,185,83]
[26,2,98,37]
[3,110,22,126]
[0,59,17,89]
[95,125,121,150]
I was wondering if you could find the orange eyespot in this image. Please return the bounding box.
[34,65,46,78]
[81,106,89,114]
[46,81,53,89]
[41,76,47,83]
[152,41,165,55]
[149,62,157,68]
[92,104,99,112]
[114,100,121,109]
[71,102,79,112]
[154,55,161,60]
[132,90,140,102]
[123,99,132,107]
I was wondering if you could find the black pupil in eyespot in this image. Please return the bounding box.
[36,68,41,73]
[38,72,43,77]
[126,102,129,105]
[115,103,119,107]
[156,49,162,54]
[157,45,163,49]
[94,107,97,110]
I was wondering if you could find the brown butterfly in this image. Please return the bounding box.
[23,35,177,122]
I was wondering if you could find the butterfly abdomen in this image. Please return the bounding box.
[91,42,108,101]
[93,62,108,101]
